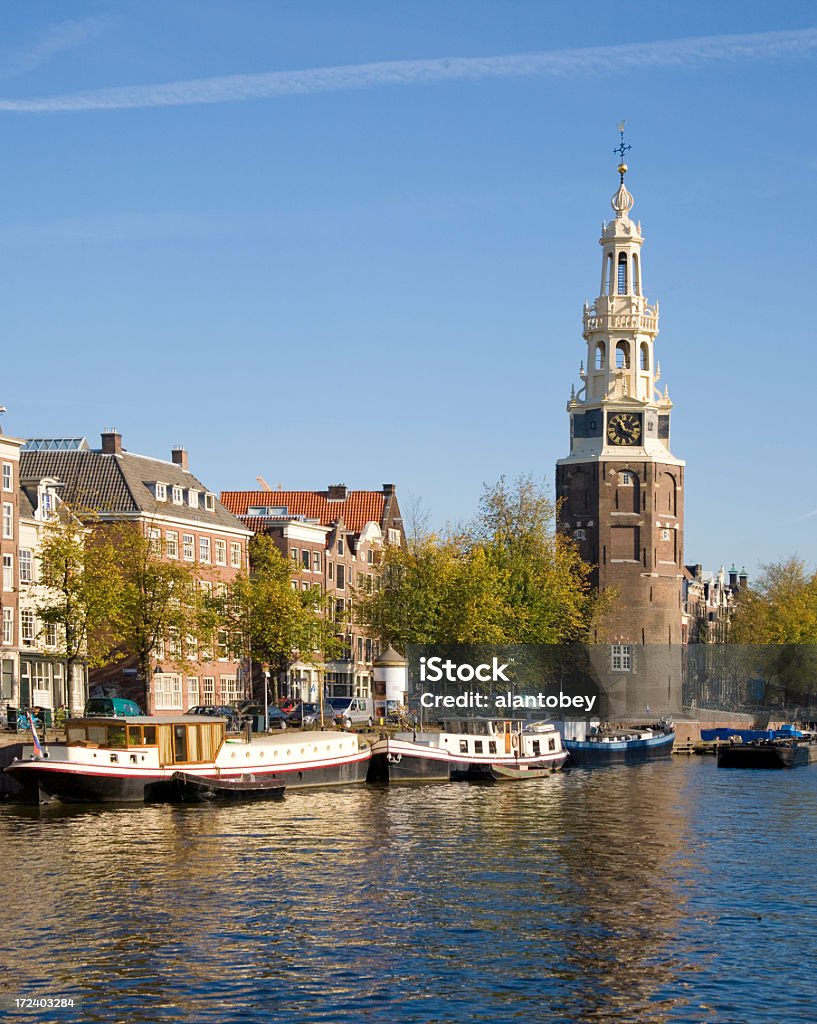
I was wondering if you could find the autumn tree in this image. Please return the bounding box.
[35,505,123,713]
[107,524,219,712]
[217,534,340,703]
[357,475,604,649]
[729,557,817,706]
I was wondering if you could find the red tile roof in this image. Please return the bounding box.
[221,490,387,534]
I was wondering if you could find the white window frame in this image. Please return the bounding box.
[166,531,178,559]
[2,462,12,492]
[611,644,632,672]
[202,676,215,704]
[182,534,195,561]
[188,489,200,509]
[620,472,633,486]
[2,502,13,539]
[148,527,162,555]
[199,536,211,563]
[313,551,321,573]
[154,673,183,711]
[230,542,242,569]
[21,609,36,647]
[662,528,671,541]
[45,622,58,648]
[172,486,184,505]
[2,553,12,591]
[574,528,586,540]
[155,482,167,501]
[215,539,226,566]
[187,676,200,706]
[204,493,216,512]
[220,675,243,704]
[2,607,12,645]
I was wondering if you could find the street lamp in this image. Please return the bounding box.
[261,662,270,734]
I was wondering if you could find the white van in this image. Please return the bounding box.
[329,697,374,728]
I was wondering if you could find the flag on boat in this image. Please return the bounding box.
[28,712,44,758]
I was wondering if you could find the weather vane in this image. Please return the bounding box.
[614,120,631,182]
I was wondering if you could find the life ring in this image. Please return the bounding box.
[510,733,520,753]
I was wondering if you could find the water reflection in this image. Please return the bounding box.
[2,762,817,1023]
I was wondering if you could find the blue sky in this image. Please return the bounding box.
[0,2,815,576]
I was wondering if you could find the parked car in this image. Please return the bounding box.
[238,703,289,731]
[287,701,337,728]
[328,696,374,729]
[84,697,143,718]
[186,705,242,731]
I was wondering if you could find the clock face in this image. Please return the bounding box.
[607,412,642,446]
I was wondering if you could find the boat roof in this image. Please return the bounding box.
[70,715,226,726]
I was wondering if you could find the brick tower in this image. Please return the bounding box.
[556,139,684,716]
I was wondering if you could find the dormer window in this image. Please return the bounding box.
[172,486,184,505]
[204,492,215,512]
[40,489,55,520]
[188,490,199,509]
[155,483,167,502]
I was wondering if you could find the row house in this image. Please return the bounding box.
[20,430,253,716]
[682,563,747,645]
[0,427,23,718]
[221,483,405,702]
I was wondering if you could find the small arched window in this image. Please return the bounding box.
[617,253,627,294]
[606,253,614,295]
[615,341,630,369]
[640,343,649,371]
[595,342,605,370]
[632,254,640,295]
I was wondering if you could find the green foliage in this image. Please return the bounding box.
[35,506,122,670]
[357,475,602,649]
[729,557,817,705]
[218,534,340,672]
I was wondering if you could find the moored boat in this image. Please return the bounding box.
[562,720,675,766]
[369,720,567,784]
[4,715,371,803]
[717,741,813,769]
[151,771,287,802]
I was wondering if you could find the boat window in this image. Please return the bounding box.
[187,725,200,762]
[549,738,556,751]
[88,726,107,745]
[489,741,497,754]
[107,725,127,749]
[67,725,86,744]
[173,725,188,762]
[533,740,541,756]
[142,726,157,746]
[459,740,468,754]
[474,741,483,754]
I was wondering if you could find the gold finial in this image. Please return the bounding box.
[614,120,631,183]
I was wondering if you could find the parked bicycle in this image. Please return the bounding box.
[16,710,44,733]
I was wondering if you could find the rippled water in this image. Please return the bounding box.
[2,759,816,1023]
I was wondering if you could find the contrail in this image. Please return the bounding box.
[0,18,105,82]
[0,26,814,113]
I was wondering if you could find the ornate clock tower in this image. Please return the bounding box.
[556,134,684,715]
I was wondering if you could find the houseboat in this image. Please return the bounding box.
[4,715,371,803]
[561,720,675,766]
[368,720,567,784]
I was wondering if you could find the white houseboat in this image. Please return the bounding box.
[5,715,371,803]
[368,720,568,783]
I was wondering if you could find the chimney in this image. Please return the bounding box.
[171,446,189,471]
[382,483,395,496]
[101,428,122,455]
[327,484,348,500]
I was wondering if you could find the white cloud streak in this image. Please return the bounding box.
[0,18,105,82]
[0,26,814,113]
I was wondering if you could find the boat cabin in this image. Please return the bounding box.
[439,719,561,758]
[65,716,226,767]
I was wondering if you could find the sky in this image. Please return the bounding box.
[0,1,815,576]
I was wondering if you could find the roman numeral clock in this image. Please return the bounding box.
[555,128,685,716]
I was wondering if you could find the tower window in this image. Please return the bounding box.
[615,341,630,369]
[617,253,627,294]
[595,342,605,370]
[632,254,640,295]
[640,343,649,371]
[611,644,632,671]
[606,253,614,294]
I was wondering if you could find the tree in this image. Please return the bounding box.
[357,475,604,649]
[107,524,219,712]
[35,505,123,713]
[218,534,340,702]
[729,557,817,706]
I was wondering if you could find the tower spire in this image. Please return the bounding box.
[614,120,631,183]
